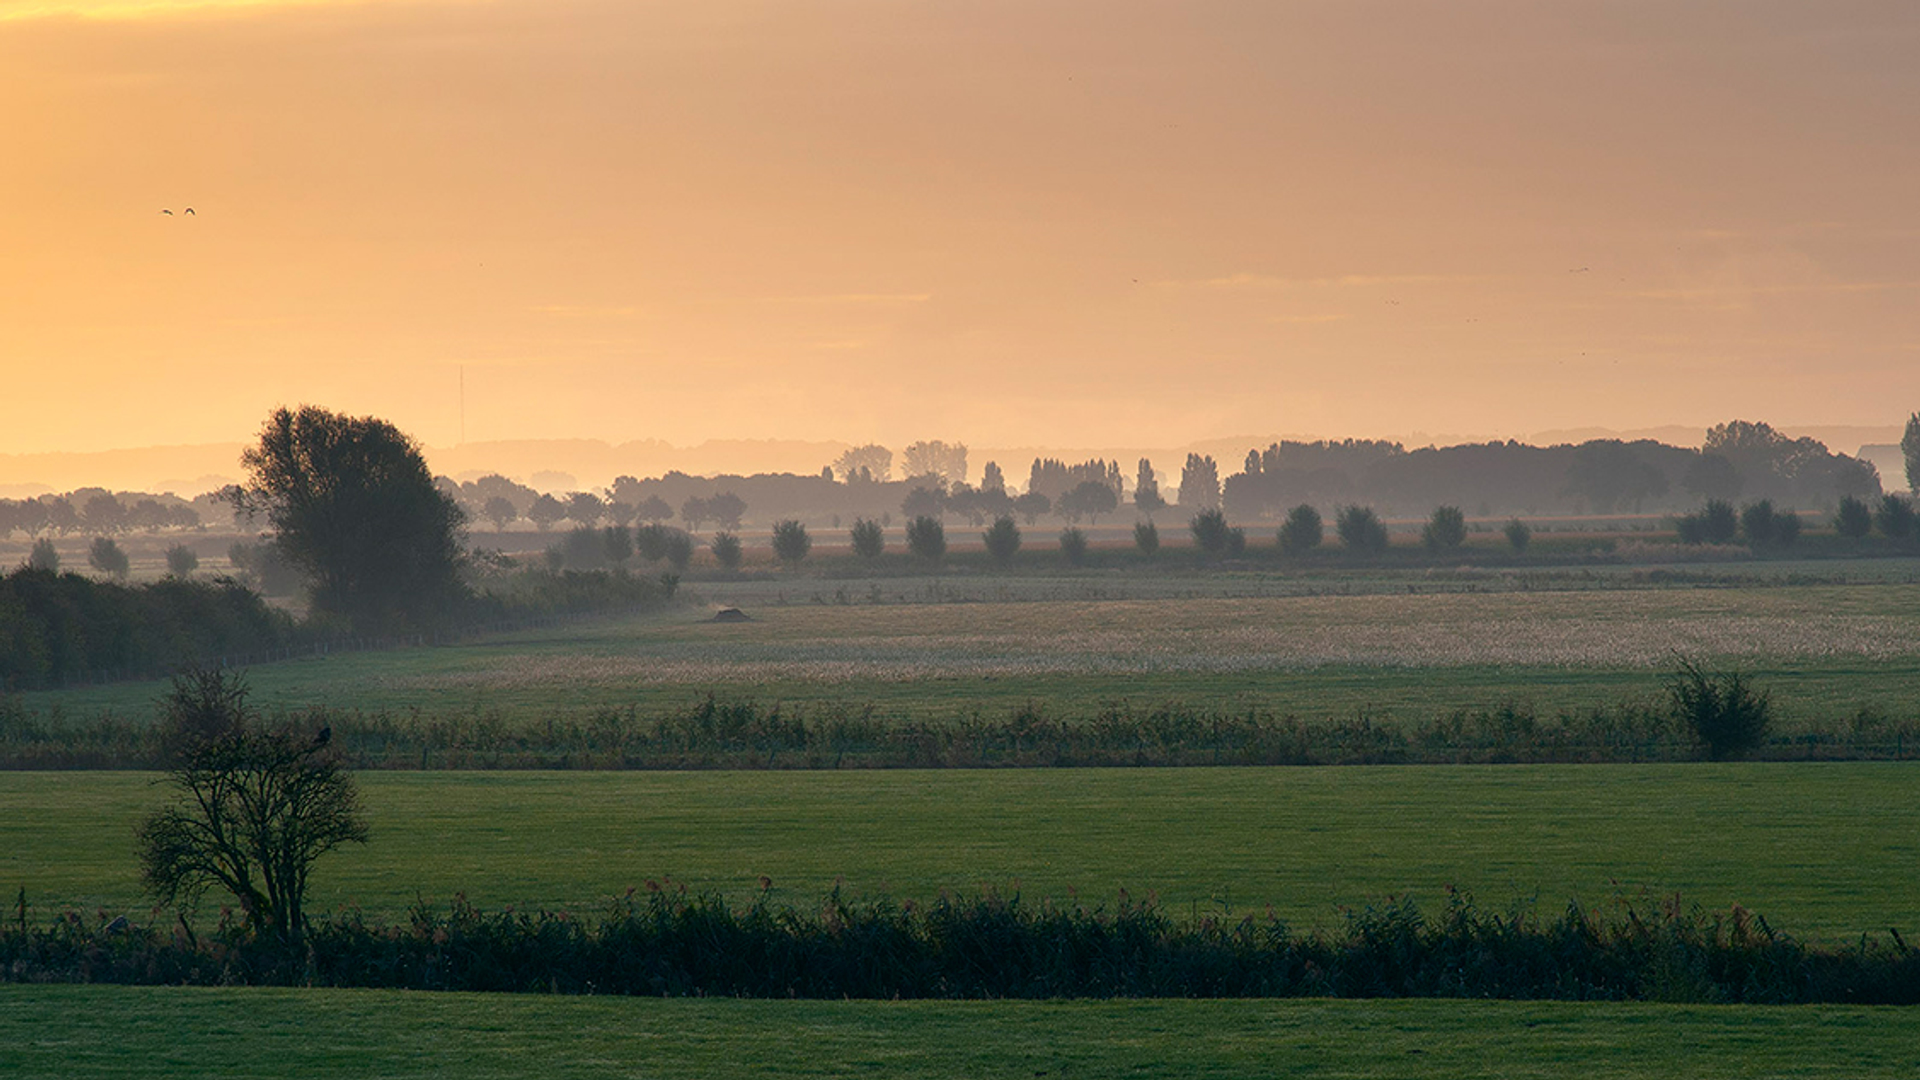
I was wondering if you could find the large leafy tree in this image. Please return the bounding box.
[230,406,466,632]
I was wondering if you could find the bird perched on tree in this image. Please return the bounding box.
[313,724,332,748]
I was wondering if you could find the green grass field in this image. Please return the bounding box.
[7,765,1917,939]
[20,577,1920,727]
[4,986,1917,1079]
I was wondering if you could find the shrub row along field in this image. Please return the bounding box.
[6,766,1915,940]
[11,886,1920,1003]
[14,582,1920,743]
[7,988,1918,1079]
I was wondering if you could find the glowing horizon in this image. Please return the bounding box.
[3,1,1916,457]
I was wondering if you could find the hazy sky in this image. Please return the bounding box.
[3,0,1916,454]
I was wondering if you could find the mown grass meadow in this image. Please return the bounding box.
[4,987,1917,1079]
[6,765,1917,940]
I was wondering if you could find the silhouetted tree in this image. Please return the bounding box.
[605,500,638,528]
[833,444,893,484]
[637,495,674,523]
[771,520,811,566]
[1177,454,1220,510]
[1701,499,1739,544]
[1013,491,1050,525]
[1057,480,1119,524]
[663,531,694,571]
[980,461,1006,493]
[84,493,128,535]
[982,516,1021,566]
[710,531,743,570]
[228,407,466,632]
[680,496,711,531]
[482,496,518,530]
[906,515,945,562]
[1336,506,1389,553]
[634,523,671,562]
[603,525,634,568]
[528,493,566,532]
[165,544,199,578]
[1876,494,1915,539]
[902,485,946,521]
[1133,459,1166,518]
[1134,519,1159,556]
[850,518,884,559]
[1277,504,1322,555]
[26,538,57,572]
[1058,526,1088,566]
[1422,506,1467,552]
[1190,507,1230,556]
[708,492,748,529]
[1904,413,1920,493]
[1504,518,1532,552]
[902,440,968,485]
[138,668,367,944]
[564,492,604,527]
[88,536,130,580]
[1834,496,1873,540]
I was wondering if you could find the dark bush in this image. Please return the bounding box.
[1422,506,1466,553]
[906,516,945,562]
[1667,657,1771,760]
[1189,508,1230,556]
[1336,506,1389,553]
[1277,504,1322,555]
[1058,527,1088,566]
[1835,496,1874,540]
[1875,494,1915,539]
[982,516,1021,567]
[1133,519,1159,556]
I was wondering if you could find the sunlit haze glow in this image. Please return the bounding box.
[2,0,1916,461]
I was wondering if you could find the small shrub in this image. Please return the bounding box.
[662,531,694,572]
[88,537,130,580]
[602,526,633,568]
[850,518,884,560]
[1058,527,1088,566]
[164,544,199,578]
[1336,506,1389,553]
[1666,657,1771,760]
[1503,518,1531,552]
[1701,500,1738,544]
[1189,508,1230,556]
[1224,527,1245,557]
[905,516,945,562]
[1277,504,1322,555]
[1772,511,1799,547]
[26,538,58,572]
[1422,506,1466,553]
[982,516,1021,566]
[1835,496,1873,540]
[1740,500,1777,545]
[1875,494,1914,539]
[1133,519,1159,556]
[634,524,671,562]
[771,520,811,566]
[710,532,743,571]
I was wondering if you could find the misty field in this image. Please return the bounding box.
[19,576,1920,729]
[6,988,1919,1080]
[7,765,1918,940]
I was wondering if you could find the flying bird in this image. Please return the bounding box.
[160,209,172,215]
[184,208,195,215]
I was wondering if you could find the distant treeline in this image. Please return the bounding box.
[10,696,1919,770]
[436,420,1888,534]
[7,887,1918,1003]
[0,569,297,691]
[0,565,677,692]
[0,488,227,539]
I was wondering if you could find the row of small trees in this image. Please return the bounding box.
[18,537,203,581]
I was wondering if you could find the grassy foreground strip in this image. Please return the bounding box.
[5,987,1919,1080]
[6,766,1917,939]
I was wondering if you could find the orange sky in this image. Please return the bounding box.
[2,0,1917,456]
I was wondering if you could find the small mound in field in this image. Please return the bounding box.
[711,607,753,622]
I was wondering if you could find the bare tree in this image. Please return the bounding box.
[137,669,367,944]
